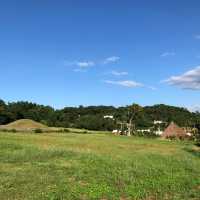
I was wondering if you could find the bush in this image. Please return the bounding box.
[166,135,176,140]
[63,128,70,133]
[135,130,158,138]
[195,141,200,147]
[10,129,17,133]
[0,129,9,132]
[34,128,43,133]
[55,128,70,133]
[82,130,88,134]
[195,134,200,146]
[0,128,17,133]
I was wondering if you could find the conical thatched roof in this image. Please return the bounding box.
[162,122,187,139]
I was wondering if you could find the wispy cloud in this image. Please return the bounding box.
[194,34,200,40]
[73,68,87,73]
[104,80,143,88]
[65,56,120,70]
[147,86,157,90]
[111,70,128,76]
[188,105,200,112]
[160,52,176,57]
[164,66,200,90]
[64,60,95,72]
[104,56,120,64]
[104,79,157,90]
[76,61,95,68]
[64,60,95,68]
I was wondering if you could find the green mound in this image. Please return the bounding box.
[0,119,47,130]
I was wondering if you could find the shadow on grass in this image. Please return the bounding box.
[183,147,200,158]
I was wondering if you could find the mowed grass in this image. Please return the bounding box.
[0,132,200,200]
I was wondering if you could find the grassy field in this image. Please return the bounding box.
[0,132,200,200]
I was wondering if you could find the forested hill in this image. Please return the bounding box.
[0,99,200,131]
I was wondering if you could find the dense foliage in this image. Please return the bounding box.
[0,99,200,131]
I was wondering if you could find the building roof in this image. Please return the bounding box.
[162,122,187,138]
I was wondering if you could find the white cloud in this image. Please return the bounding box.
[64,60,95,68]
[111,70,128,76]
[104,80,143,88]
[64,60,95,72]
[104,56,120,64]
[194,34,200,40]
[76,61,94,68]
[164,66,200,90]
[104,79,157,90]
[188,105,200,112]
[65,56,120,69]
[147,86,157,90]
[160,52,176,57]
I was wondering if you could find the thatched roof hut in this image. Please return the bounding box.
[162,122,187,139]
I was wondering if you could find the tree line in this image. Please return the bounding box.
[0,99,200,131]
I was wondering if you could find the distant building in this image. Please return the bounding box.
[137,129,151,133]
[154,120,163,124]
[104,115,114,119]
[153,120,164,135]
[112,129,121,135]
[155,130,163,135]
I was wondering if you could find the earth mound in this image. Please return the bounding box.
[0,119,47,130]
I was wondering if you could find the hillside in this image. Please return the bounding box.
[1,99,200,130]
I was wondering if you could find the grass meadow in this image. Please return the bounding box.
[0,132,200,200]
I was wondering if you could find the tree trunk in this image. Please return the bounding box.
[127,118,132,136]
[127,125,131,136]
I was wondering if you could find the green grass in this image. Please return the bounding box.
[0,132,200,200]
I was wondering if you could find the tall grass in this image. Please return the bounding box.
[0,132,200,199]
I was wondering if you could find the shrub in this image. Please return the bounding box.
[82,130,88,134]
[0,129,8,132]
[63,128,70,133]
[34,128,43,133]
[55,128,70,133]
[10,129,17,133]
[166,135,176,140]
[195,141,200,147]
[0,128,17,133]
[135,130,158,138]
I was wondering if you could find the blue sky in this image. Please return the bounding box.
[1,0,200,109]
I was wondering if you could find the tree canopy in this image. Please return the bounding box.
[0,99,200,131]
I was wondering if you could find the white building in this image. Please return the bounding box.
[137,129,151,133]
[155,130,163,135]
[153,120,163,124]
[104,115,114,119]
